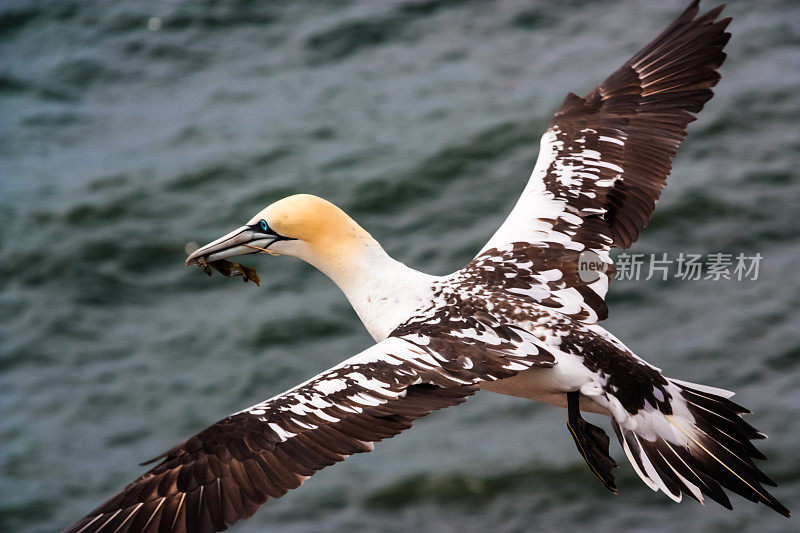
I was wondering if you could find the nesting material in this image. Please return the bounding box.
[196,256,261,286]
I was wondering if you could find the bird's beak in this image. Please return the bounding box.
[185,226,277,266]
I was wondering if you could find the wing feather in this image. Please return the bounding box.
[472,1,731,322]
[65,325,549,533]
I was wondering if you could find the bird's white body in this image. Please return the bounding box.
[306,235,612,414]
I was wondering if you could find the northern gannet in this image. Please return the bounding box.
[67,2,790,531]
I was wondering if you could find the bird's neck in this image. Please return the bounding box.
[305,237,438,342]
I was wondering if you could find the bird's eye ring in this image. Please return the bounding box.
[259,219,269,232]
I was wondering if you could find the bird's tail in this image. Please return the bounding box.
[610,378,789,517]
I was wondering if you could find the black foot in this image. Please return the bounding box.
[566,390,618,493]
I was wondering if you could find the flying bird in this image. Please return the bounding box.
[66,2,789,531]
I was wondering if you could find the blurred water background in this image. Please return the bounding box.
[2,1,799,531]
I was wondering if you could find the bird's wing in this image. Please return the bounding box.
[66,329,553,533]
[471,1,730,323]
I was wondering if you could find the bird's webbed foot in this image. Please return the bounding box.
[566,390,618,493]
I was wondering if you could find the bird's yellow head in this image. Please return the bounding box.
[259,194,369,251]
[185,194,378,282]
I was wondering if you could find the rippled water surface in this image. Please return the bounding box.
[2,1,799,532]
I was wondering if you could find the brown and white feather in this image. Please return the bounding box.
[478,1,731,322]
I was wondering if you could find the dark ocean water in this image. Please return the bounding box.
[2,1,799,531]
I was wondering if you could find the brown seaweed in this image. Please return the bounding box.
[196,256,261,286]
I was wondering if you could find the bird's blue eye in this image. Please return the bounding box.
[259,219,269,232]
